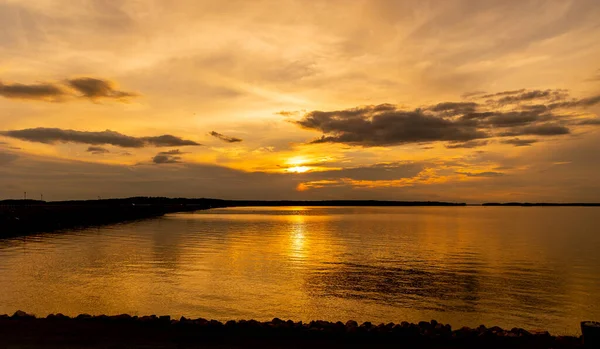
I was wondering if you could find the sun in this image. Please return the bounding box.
[287,166,311,173]
[285,156,312,173]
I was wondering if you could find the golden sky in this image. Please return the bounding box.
[1,0,600,202]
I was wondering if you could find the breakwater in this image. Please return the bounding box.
[0,197,466,238]
[0,312,583,349]
[0,198,225,238]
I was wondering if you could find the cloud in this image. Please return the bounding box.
[429,102,478,115]
[86,146,110,154]
[151,149,190,164]
[455,171,504,177]
[0,128,201,148]
[445,140,489,149]
[298,106,489,147]
[0,77,136,102]
[157,149,187,155]
[142,135,200,147]
[295,89,600,148]
[66,77,137,100]
[481,89,526,99]
[209,131,243,143]
[461,91,486,98]
[501,124,570,136]
[0,81,65,101]
[500,138,538,147]
[578,118,600,125]
[494,89,568,105]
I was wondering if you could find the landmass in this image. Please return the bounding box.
[0,197,465,238]
[0,312,584,349]
[483,202,600,206]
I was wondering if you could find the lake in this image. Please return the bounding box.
[0,206,598,335]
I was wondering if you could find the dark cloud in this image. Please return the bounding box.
[445,140,489,149]
[152,154,181,164]
[66,77,136,100]
[0,81,65,100]
[549,95,600,109]
[429,102,477,115]
[455,171,504,177]
[0,128,200,148]
[495,89,568,105]
[86,146,110,154]
[501,124,570,136]
[0,77,136,102]
[142,135,200,147]
[578,118,600,125]
[295,89,600,148]
[152,149,190,164]
[500,138,538,147]
[209,131,243,143]
[298,105,488,147]
[481,89,526,99]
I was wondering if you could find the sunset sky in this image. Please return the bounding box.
[1,0,600,202]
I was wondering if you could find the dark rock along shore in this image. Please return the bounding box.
[0,311,584,348]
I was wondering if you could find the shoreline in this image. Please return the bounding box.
[2,197,599,239]
[0,312,583,348]
[0,197,464,238]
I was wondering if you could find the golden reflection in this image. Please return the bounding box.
[288,214,307,261]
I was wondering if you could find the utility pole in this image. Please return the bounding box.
[24,191,27,200]
[41,194,43,201]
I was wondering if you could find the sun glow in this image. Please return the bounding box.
[287,166,311,173]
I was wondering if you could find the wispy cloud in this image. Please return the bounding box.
[86,146,110,154]
[500,138,538,147]
[0,128,200,148]
[209,131,242,143]
[0,77,137,103]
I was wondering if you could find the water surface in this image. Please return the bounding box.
[0,206,599,335]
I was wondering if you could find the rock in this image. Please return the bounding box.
[418,321,431,330]
[12,310,34,319]
[194,318,209,326]
[209,319,224,328]
[139,315,157,322]
[345,320,358,328]
[489,326,503,334]
[530,329,550,337]
[360,321,373,329]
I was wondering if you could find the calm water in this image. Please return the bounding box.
[0,206,599,335]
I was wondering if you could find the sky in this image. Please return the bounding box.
[1,0,600,202]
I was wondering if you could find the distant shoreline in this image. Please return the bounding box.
[1,197,599,238]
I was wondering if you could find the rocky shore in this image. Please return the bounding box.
[0,311,583,348]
